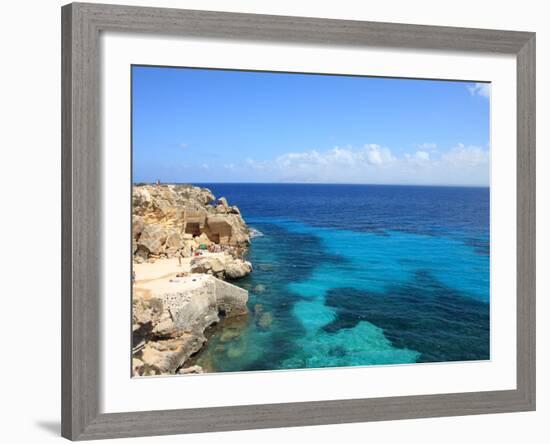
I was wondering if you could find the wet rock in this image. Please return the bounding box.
[253,304,264,315]
[253,284,266,294]
[226,344,245,358]
[257,312,273,329]
[219,328,241,343]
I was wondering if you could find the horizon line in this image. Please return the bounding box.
[133,181,489,189]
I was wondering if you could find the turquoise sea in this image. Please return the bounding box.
[193,184,490,372]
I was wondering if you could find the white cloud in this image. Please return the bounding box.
[403,150,430,168]
[245,158,270,170]
[328,147,356,165]
[441,144,489,166]
[237,143,489,186]
[414,151,430,161]
[364,144,395,165]
[467,83,491,98]
[275,144,396,172]
[367,149,383,165]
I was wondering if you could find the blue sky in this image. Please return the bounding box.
[132,66,490,186]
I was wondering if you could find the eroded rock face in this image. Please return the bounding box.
[177,365,204,375]
[224,259,253,279]
[132,184,254,376]
[140,334,206,375]
[190,253,253,280]
[132,184,250,262]
[138,225,168,256]
[132,275,248,376]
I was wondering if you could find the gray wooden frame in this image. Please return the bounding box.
[61,2,536,440]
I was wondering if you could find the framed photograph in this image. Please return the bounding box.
[61,2,536,440]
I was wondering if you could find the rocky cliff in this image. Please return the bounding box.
[132,274,248,376]
[132,184,254,376]
[133,184,250,264]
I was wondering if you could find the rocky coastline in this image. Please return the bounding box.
[132,184,253,376]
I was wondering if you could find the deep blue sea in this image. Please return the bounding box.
[193,184,490,372]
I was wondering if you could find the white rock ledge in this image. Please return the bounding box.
[133,274,248,376]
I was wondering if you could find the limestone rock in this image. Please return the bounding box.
[195,232,212,247]
[133,216,145,239]
[165,231,182,250]
[152,311,178,338]
[189,256,220,276]
[224,259,253,279]
[177,365,204,375]
[132,275,249,375]
[214,278,249,317]
[190,254,252,280]
[132,184,251,262]
[137,224,167,255]
[132,358,144,376]
[140,334,206,374]
[134,245,148,262]
[133,296,164,327]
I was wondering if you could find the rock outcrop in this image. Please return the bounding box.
[133,184,250,263]
[132,274,248,376]
[132,183,254,376]
[190,253,253,280]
